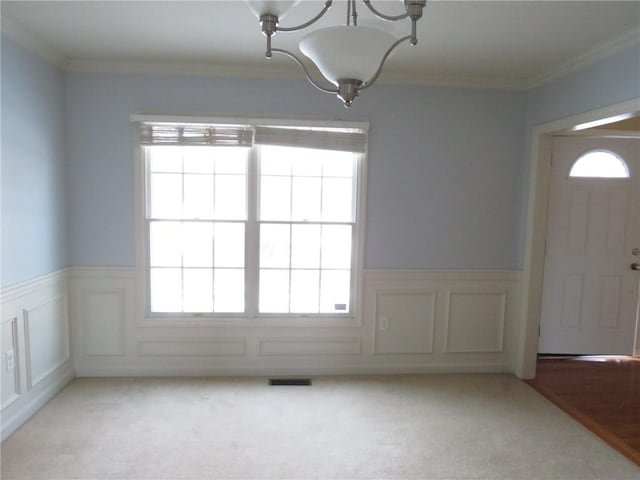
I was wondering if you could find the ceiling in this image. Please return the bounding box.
[2,1,639,89]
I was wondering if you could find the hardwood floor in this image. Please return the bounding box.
[526,356,640,467]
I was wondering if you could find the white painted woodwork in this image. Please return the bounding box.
[138,339,246,357]
[599,276,622,328]
[518,100,640,379]
[23,296,69,389]
[258,338,361,356]
[374,292,435,354]
[560,275,583,328]
[0,270,74,440]
[1,317,20,409]
[83,290,126,356]
[69,267,521,376]
[445,292,506,353]
[0,267,521,437]
[539,137,640,354]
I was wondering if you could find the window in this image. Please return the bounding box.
[137,118,367,319]
[258,146,356,314]
[146,145,248,313]
[569,150,630,178]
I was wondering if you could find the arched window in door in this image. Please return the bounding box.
[569,150,630,178]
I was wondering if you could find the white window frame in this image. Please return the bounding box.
[133,114,368,328]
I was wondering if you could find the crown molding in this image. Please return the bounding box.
[66,58,527,90]
[1,16,68,69]
[526,26,640,89]
[3,13,637,92]
[376,70,526,90]
[66,58,305,81]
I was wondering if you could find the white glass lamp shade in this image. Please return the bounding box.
[299,26,396,85]
[246,0,301,19]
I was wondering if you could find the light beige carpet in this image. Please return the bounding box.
[1,374,638,479]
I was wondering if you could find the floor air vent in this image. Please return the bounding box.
[269,378,312,386]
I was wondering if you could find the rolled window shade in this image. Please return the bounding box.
[140,123,254,147]
[254,126,367,154]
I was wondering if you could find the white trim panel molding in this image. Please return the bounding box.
[70,267,522,377]
[1,270,73,441]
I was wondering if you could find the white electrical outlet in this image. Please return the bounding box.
[6,350,15,371]
[379,317,389,331]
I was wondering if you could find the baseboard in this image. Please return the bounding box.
[74,362,510,378]
[1,362,74,442]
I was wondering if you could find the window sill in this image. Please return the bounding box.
[139,314,361,329]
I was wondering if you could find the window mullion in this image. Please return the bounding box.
[318,161,325,313]
[318,225,323,313]
[144,148,152,219]
[180,149,186,313]
[288,162,294,314]
[211,171,216,312]
[246,147,259,317]
[144,148,153,316]
[349,154,361,315]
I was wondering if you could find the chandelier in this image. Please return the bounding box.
[248,0,427,107]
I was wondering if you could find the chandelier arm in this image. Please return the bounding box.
[360,35,411,90]
[362,0,409,21]
[277,0,333,32]
[352,0,358,26]
[270,48,338,94]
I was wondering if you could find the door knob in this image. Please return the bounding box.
[632,263,640,271]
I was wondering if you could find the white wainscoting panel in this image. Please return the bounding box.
[138,339,246,357]
[258,338,362,356]
[0,270,73,441]
[24,296,70,389]
[364,270,521,372]
[445,292,506,353]
[69,267,521,376]
[374,292,435,354]
[69,268,135,375]
[83,290,126,356]
[1,317,20,409]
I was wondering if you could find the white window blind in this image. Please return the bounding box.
[140,122,254,147]
[138,120,367,153]
[254,126,367,153]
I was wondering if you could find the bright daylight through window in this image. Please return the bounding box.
[139,119,367,318]
[569,150,630,178]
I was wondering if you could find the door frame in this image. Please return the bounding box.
[516,98,640,379]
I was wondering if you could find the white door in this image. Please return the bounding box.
[538,136,640,355]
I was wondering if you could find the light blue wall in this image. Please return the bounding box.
[1,38,67,287]
[6,35,634,276]
[65,73,527,270]
[527,44,640,127]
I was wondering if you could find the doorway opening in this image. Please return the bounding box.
[517,99,640,379]
[537,135,639,356]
